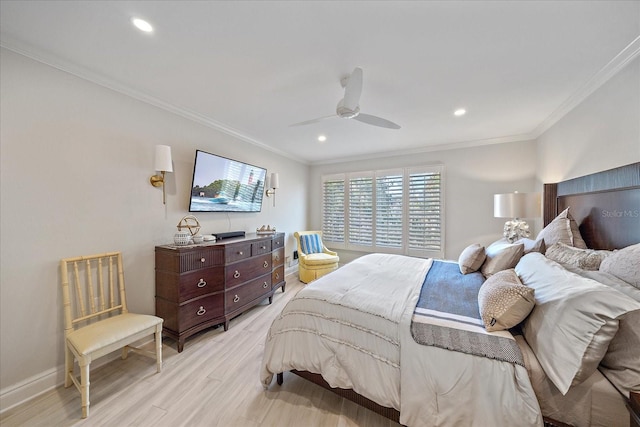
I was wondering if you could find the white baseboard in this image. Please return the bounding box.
[0,342,147,414]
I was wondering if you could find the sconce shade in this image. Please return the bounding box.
[154,145,173,172]
[494,192,540,219]
[270,173,279,189]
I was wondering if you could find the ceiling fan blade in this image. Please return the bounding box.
[289,115,336,127]
[342,67,363,111]
[353,113,401,129]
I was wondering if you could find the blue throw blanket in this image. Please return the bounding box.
[411,260,525,366]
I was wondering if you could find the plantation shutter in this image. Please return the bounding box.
[375,170,404,249]
[408,168,442,256]
[348,173,373,247]
[322,175,345,245]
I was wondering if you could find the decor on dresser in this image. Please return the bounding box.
[189,150,267,213]
[150,145,173,205]
[174,215,201,246]
[494,192,540,243]
[264,173,279,207]
[155,232,286,352]
[256,225,276,235]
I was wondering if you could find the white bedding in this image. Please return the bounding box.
[261,253,542,427]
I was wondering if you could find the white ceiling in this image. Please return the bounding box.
[1,1,639,164]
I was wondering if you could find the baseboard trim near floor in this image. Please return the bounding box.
[0,342,146,414]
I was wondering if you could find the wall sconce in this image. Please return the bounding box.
[265,172,279,207]
[150,145,173,204]
[494,192,540,243]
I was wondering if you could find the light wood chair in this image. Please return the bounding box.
[60,252,163,418]
[294,231,340,283]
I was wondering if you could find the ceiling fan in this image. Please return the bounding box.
[291,67,401,130]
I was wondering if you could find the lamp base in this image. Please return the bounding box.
[503,219,531,243]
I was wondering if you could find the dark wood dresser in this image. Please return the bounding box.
[155,232,285,352]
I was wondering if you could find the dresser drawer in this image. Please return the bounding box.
[272,234,284,250]
[179,294,224,331]
[225,274,271,310]
[156,268,224,302]
[272,265,285,286]
[225,243,252,263]
[177,268,224,302]
[272,247,285,267]
[252,239,272,255]
[225,254,271,287]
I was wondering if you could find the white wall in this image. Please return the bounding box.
[0,48,308,407]
[537,56,640,183]
[309,140,539,262]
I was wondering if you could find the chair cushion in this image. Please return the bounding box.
[301,252,339,266]
[67,313,162,356]
[299,234,323,254]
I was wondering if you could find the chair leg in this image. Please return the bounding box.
[79,361,90,418]
[64,345,73,388]
[121,346,129,360]
[155,326,163,373]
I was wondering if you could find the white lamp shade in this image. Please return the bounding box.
[270,173,279,189]
[494,192,540,219]
[154,145,173,172]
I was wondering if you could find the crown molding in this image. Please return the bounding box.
[309,132,535,166]
[531,35,640,138]
[0,37,307,164]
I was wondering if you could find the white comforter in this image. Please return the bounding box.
[261,254,542,427]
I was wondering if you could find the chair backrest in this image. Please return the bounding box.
[294,231,324,255]
[60,252,128,337]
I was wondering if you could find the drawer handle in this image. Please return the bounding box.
[275,272,280,280]
[263,261,269,268]
[263,281,268,288]
[197,278,207,288]
[275,255,280,261]
[233,270,241,279]
[200,257,206,263]
[233,294,240,303]
[261,245,266,249]
[197,306,206,316]
[238,251,243,255]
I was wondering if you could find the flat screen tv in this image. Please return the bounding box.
[189,150,267,213]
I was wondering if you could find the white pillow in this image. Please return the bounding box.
[599,243,640,289]
[515,253,640,395]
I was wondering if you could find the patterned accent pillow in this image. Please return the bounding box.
[458,244,486,274]
[536,207,587,249]
[478,269,535,332]
[480,240,524,277]
[599,243,640,289]
[299,234,323,254]
[546,242,610,271]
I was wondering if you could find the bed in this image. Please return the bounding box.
[261,162,640,427]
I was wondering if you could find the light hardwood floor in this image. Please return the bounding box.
[1,274,401,427]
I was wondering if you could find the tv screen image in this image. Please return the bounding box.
[189,150,267,212]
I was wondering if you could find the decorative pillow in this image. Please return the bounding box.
[299,234,323,254]
[515,252,640,395]
[480,240,524,277]
[515,237,546,255]
[536,207,587,249]
[458,244,486,274]
[599,243,640,289]
[477,269,535,332]
[545,242,610,271]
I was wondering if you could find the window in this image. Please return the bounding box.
[321,165,444,258]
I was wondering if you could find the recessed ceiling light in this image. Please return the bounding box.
[132,18,153,33]
[318,135,327,142]
[454,108,466,117]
